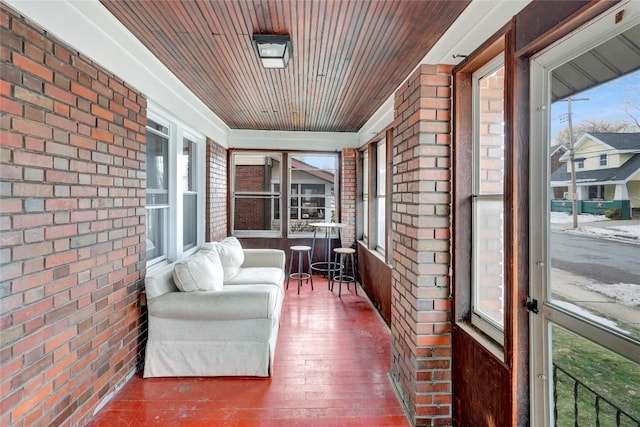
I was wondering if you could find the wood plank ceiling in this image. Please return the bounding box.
[100,0,470,132]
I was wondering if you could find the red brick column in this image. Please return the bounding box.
[340,148,356,247]
[0,6,146,426]
[205,139,227,241]
[390,64,453,426]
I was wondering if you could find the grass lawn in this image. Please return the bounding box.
[552,325,640,427]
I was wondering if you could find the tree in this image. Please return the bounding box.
[623,98,640,130]
[552,118,634,147]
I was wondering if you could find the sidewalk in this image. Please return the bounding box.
[558,218,640,229]
[552,268,640,336]
[553,215,640,244]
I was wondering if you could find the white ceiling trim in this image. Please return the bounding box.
[228,130,359,151]
[356,97,394,146]
[422,0,530,65]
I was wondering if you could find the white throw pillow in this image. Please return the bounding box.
[214,237,244,281]
[197,243,222,267]
[172,252,224,292]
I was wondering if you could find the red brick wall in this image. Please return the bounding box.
[233,165,269,230]
[390,64,453,426]
[340,148,356,247]
[0,6,146,426]
[205,139,227,241]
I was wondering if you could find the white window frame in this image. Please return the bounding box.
[230,152,282,238]
[146,106,205,267]
[230,151,338,238]
[471,54,506,346]
[599,153,607,166]
[362,150,369,243]
[181,134,200,252]
[271,183,281,222]
[145,119,170,265]
[376,141,386,254]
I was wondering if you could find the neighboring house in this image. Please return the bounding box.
[550,144,569,199]
[551,132,640,219]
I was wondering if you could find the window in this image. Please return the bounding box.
[588,184,605,200]
[145,110,204,266]
[182,137,197,251]
[471,55,505,344]
[359,136,390,261]
[231,152,338,237]
[289,154,337,234]
[577,158,585,168]
[362,150,369,243]
[146,120,169,264]
[289,184,326,219]
[231,153,282,236]
[376,141,386,252]
[599,153,607,166]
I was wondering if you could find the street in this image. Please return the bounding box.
[550,231,640,285]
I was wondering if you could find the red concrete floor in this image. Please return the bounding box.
[88,277,410,426]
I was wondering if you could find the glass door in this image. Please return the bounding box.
[530,3,640,426]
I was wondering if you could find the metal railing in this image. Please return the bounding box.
[553,364,640,427]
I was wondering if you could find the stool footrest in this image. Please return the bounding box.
[289,273,311,280]
[310,261,343,273]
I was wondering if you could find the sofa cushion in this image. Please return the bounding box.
[223,267,284,287]
[214,237,245,281]
[172,252,224,292]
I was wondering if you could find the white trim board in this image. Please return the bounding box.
[228,129,359,151]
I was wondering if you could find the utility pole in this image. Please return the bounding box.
[560,97,589,229]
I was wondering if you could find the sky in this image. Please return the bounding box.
[297,155,337,171]
[550,70,640,141]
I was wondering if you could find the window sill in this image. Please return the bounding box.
[146,259,170,273]
[456,321,505,363]
[232,231,282,238]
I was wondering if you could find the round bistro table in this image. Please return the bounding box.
[309,222,346,284]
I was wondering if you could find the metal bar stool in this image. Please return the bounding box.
[287,245,314,294]
[331,247,358,297]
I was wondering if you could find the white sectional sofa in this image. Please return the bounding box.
[143,237,286,378]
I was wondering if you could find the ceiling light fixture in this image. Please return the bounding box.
[252,34,292,69]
